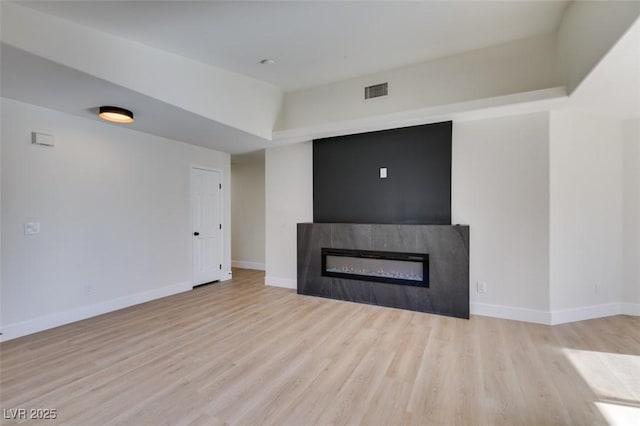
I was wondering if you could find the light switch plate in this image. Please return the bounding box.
[379,167,388,178]
[24,222,40,235]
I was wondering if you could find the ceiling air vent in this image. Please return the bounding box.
[364,82,388,100]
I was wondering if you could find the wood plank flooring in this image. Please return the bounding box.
[1,268,639,425]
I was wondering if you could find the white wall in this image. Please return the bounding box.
[549,110,624,320]
[280,34,561,131]
[623,119,640,309]
[231,159,265,270]
[264,142,312,288]
[1,98,231,340]
[453,113,551,323]
[0,73,3,329]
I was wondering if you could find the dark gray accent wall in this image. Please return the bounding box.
[298,223,469,319]
[313,121,452,225]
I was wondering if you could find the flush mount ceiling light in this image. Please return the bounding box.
[98,106,134,124]
[259,58,275,65]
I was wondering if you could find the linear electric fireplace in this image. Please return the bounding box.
[321,248,429,287]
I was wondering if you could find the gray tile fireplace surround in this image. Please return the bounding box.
[297,223,470,319]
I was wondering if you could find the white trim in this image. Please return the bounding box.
[0,281,191,342]
[550,303,622,325]
[232,260,266,271]
[470,301,633,325]
[265,276,297,289]
[470,302,551,325]
[620,303,640,316]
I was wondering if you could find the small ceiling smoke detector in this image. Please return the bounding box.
[259,58,275,65]
[98,106,134,124]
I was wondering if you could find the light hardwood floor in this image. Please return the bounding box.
[1,268,639,425]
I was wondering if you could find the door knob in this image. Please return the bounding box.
[193,232,200,236]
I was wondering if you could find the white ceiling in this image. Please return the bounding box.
[3,1,636,156]
[19,0,570,91]
[0,44,270,154]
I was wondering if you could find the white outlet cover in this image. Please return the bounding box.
[379,167,388,178]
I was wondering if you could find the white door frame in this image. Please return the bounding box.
[189,164,224,287]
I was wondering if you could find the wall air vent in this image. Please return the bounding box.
[364,82,388,100]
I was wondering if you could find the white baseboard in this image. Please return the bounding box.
[550,303,622,325]
[265,276,297,289]
[232,260,265,271]
[621,303,640,316]
[0,281,192,342]
[470,302,550,325]
[470,301,636,325]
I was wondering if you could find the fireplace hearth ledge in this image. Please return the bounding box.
[297,223,469,319]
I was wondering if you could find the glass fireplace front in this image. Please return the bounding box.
[321,248,429,287]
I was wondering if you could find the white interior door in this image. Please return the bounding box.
[191,167,223,286]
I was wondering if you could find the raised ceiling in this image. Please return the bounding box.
[2,1,638,155]
[1,44,269,154]
[567,14,640,119]
[19,0,569,91]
